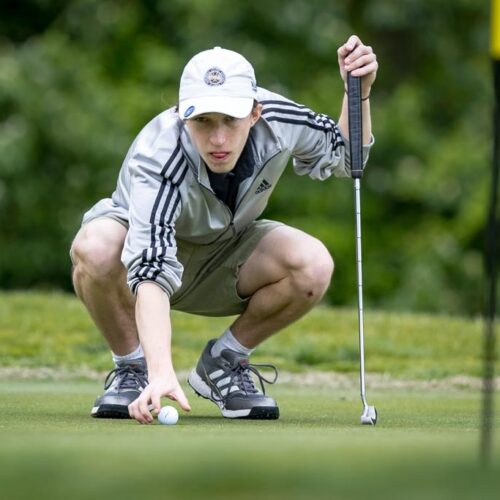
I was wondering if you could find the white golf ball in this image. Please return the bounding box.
[158,405,179,425]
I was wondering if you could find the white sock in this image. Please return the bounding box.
[211,328,254,358]
[112,344,144,366]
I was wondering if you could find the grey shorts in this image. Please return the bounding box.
[79,207,282,317]
[171,219,283,316]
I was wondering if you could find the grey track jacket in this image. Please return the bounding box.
[84,87,373,297]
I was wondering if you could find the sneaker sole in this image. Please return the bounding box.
[187,369,279,420]
[91,404,131,419]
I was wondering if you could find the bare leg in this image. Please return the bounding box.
[232,226,334,348]
[71,218,139,356]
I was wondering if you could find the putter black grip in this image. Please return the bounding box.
[347,73,363,179]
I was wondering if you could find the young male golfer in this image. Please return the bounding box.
[71,35,378,424]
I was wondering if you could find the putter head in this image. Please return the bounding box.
[360,405,377,425]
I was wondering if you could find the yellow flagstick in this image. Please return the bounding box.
[492,0,500,60]
[481,0,500,467]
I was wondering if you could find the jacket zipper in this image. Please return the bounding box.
[199,183,237,241]
[197,148,282,242]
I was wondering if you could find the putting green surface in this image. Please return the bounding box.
[0,380,498,500]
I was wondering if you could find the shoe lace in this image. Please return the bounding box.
[103,365,148,391]
[210,360,278,403]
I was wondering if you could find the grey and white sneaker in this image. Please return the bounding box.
[188,339,279,419]
[91,358,148,419]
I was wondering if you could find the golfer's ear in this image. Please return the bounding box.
[250,103,263,126]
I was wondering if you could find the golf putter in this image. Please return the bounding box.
[347,72,378,425]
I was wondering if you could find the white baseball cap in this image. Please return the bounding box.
[178,47,257,120]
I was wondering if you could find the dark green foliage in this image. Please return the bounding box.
[0,0,493,313]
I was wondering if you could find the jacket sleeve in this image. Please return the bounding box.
[260,94,373,180]
[121,123,189,297]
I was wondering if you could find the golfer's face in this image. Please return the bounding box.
[186,106,261,173]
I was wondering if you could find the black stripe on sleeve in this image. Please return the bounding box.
[164,152,185,182]
[173,162,189,187]
[261,107,312,118]
[260,99,307,109]
[165,195,181,246]
[265,116,332,132]
[160,142,182,176]
[169,158,188,186]
[262,101,338,133]
[157,183,178,242]
[148,177,169,254]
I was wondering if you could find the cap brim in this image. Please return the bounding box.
[179,96,254,120]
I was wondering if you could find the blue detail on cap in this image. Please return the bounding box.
[184,106,195,118]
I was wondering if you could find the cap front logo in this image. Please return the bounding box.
[204,67,225,86]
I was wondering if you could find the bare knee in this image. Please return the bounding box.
[286,240,334,300]
[71,220,126,282]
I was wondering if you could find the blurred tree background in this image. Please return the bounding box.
[0,0,494,315]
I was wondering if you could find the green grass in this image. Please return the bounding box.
[1,291,499,499]
[0,380,499,500]
[0,291,495,378]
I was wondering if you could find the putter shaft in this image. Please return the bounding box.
[354,178,368,409]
